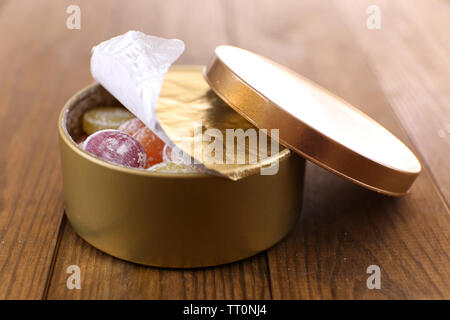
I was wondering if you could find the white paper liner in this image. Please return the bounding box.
[90,30,185,147]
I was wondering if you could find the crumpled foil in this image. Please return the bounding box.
[156,66,290,180]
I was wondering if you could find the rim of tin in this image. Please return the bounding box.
[58,66,291,179]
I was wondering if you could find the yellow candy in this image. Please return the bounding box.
[147,162,199,174]
[82,107,135,135]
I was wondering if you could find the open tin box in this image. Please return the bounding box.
[59,40,421,268]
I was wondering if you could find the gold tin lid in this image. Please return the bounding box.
[204,45,422,196]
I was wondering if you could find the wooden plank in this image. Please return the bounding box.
[221,0,450,299]
[0,0,72,300]
[3,0,448,300]
[45,0,272,299]
[46,219,271,299]
[337,0,450,202]
[0,0,129,299]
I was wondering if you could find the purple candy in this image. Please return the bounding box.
[84,129,146,168]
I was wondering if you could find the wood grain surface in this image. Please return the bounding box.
[0,0,448,300]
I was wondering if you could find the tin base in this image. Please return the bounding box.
[58,68,305,268]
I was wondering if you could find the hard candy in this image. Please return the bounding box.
[84,129,146,168]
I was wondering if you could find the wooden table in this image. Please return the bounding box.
[0,0,448,300]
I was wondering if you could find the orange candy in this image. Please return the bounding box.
[119,118,145,136]
[119,118,166,168]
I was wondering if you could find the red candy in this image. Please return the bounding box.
[84,129,146,168]
[119,119,166,168]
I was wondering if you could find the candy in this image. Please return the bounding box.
[118,118,145,136]
[77,134,88,146]
[162,144,191,165]
[134,127,166,167]
[84,129,146,168]
[82,106,135,135]
[119,119,166,168]
[147,162,198,174]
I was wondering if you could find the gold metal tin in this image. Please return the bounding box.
[58,68,305,268]
[204,46,421,196]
